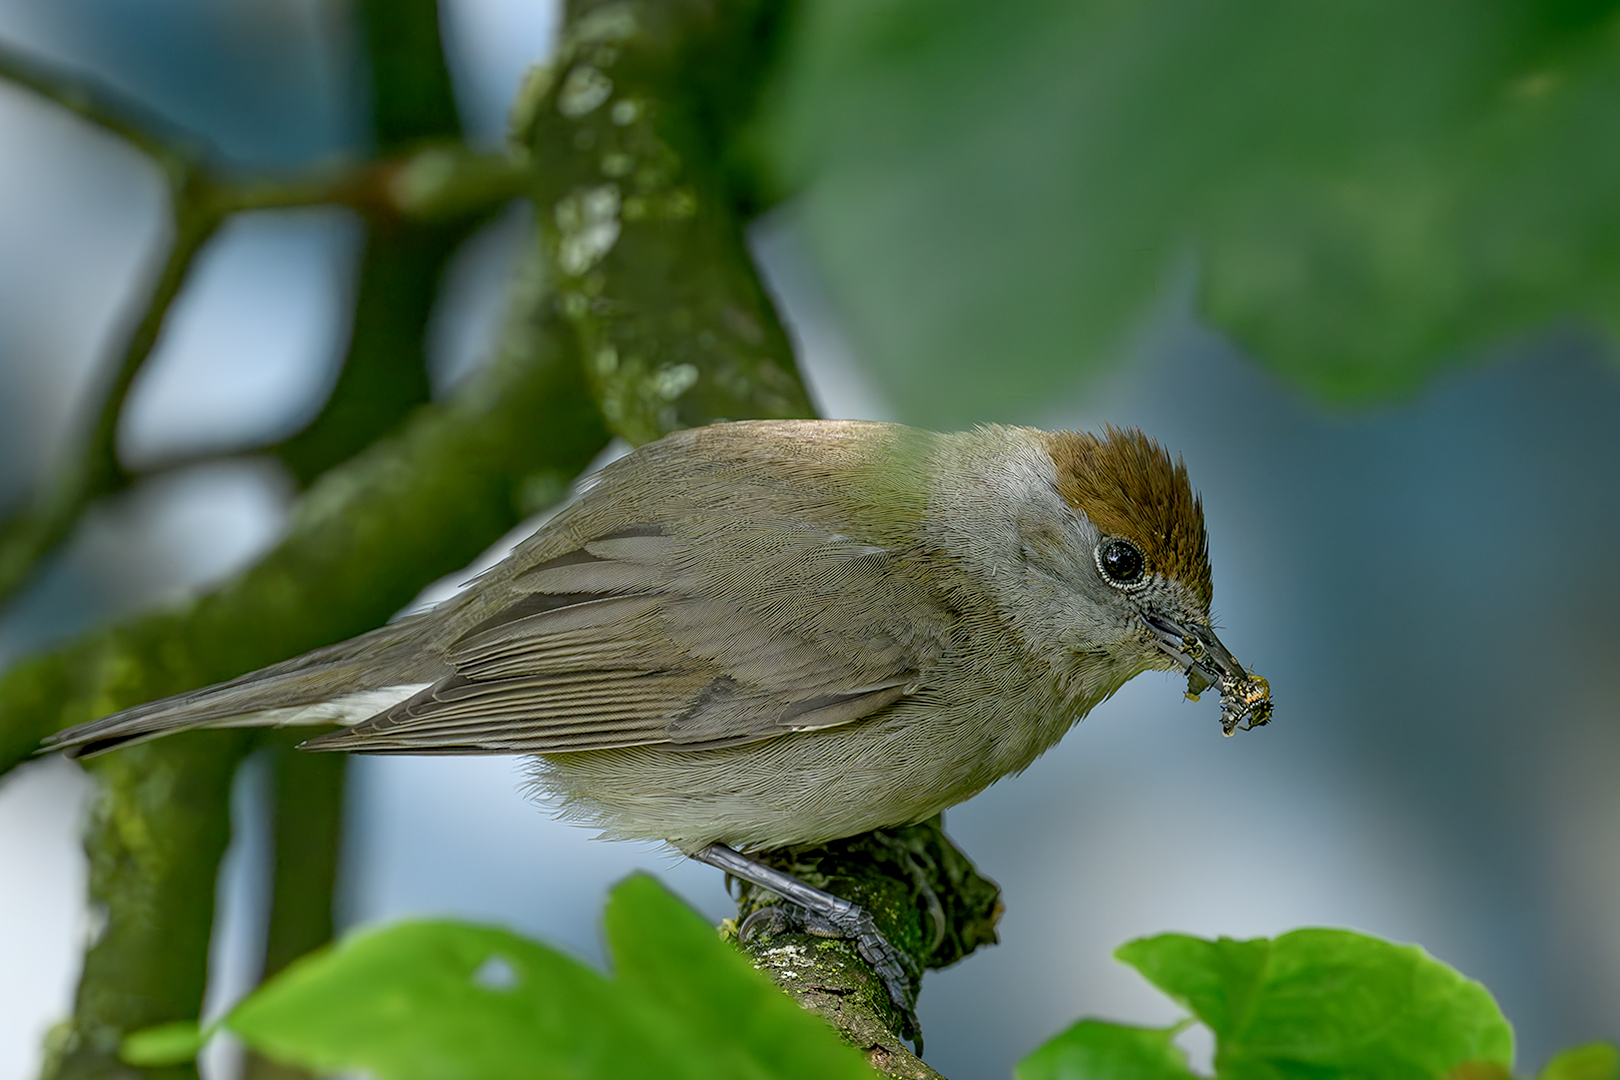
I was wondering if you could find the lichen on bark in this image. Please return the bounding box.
[516,0,814,446]
[726,816,1004,1078]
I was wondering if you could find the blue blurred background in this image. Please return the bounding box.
[1,3,1618,1078]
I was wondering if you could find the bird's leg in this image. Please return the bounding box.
[695,842,923,1043]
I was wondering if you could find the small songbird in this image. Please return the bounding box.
[43,419,1269,1022]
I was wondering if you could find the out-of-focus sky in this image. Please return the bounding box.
[1,3,1618,1080]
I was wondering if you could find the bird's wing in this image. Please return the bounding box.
[303,518,954,755]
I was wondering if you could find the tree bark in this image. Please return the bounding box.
[730,817,1004,1079]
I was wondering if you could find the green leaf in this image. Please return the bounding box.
[1116,929,1514,1080]
[603,873,878,1080]
[1539,1043,1620,1080]
[766,0,1620,423]
[120,1020,212,1066]
[1015,1020,1196,1080]
[1439,1063,1514,1080]
[222,873,877,1080]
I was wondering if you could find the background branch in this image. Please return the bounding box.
[0,35,195,163]
[240,741,347,1080]
[43,733,252,1080]
[0,177,217,607]
[519,0,813,444]
[0,38,531,608]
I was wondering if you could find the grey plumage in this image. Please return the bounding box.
[44,419,1257,852]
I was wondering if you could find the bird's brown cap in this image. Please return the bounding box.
[1041,426,1212,608]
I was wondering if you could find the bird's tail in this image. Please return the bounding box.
[40,616,440,759]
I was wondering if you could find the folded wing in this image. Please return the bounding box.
[303,519,952,755]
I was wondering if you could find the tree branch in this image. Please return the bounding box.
[518,0,815,445]
[0,31,532,608]
[729,818,1003,1079]
[42,732,250,1080]
[0,34,196,163]
[0,168,219,608]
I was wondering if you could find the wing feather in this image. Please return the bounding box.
[307,509,953,755]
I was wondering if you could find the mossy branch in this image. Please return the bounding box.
[729,818,1003,1079]
[517,0,814,444]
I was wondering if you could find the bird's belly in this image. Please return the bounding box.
[530,685,1077,853]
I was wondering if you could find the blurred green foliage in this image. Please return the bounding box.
[767,0,1620,424]
[125,875,876,1080]
[126,893,1620,1080]
[1539,1043,1620,1080]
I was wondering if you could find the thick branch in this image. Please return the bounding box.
[515,2,1009,1069]
[43,732,250,1080]
[729,817,1003,1079]
[519,0,815,446]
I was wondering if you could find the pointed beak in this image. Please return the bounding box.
[1146,615,1272,735]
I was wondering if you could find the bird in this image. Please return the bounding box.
[41,418,1269,1030]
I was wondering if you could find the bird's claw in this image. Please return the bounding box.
[742,899,923,1051]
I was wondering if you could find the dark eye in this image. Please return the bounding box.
[1097,538,1145,587]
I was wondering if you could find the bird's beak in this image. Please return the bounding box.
[1146,615,1272,736]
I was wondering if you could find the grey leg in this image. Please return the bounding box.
[696,843,923,1044]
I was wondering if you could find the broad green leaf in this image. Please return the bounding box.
[603,874,878,1080]
[766,0,1620,424]
[1539,1043,1620,1080]
[219,874,876,1080]
[120,1021,212,1066]
[1116,929,1513,1080]
[1016,1020,1196,1080]
[225,920,650,1079]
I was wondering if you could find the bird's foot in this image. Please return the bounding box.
[698,843,923,1049]
[739,898,923,1045]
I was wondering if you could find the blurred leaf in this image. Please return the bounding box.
[1443,1063,1515,1080]
[1116,929,1514,1080]
[1015,1020,1196,1080]
[220,873,876,1080]
[1539,1043,1620,1080]
[120,1020,212,1066]
[602,875,879,1079]
[767,0,1620,424]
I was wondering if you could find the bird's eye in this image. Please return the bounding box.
[1096,538,1146,588]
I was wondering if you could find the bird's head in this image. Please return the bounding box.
[1038,426,1269,734]
[936,424,1270,734]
